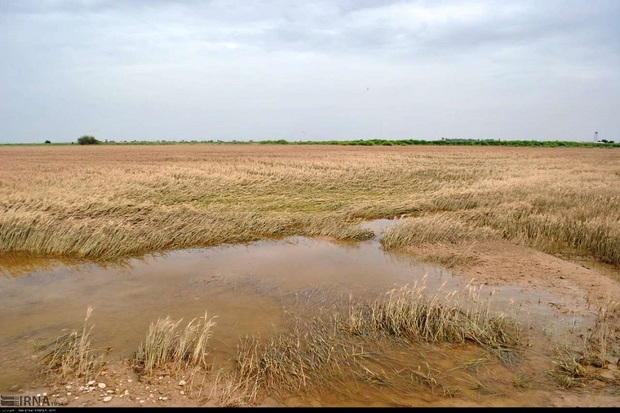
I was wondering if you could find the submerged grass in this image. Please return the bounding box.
[231,278,522,402]
[37,285,618,405]
[0,145,618,267]
[546,299,620,389]
[38,278,523,405]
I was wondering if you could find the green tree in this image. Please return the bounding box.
[77,135,101,145]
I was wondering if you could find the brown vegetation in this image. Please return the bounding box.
[0,145,618,268]
[37,307,105,381]
[39,280,527,406]
[3,144,619,406]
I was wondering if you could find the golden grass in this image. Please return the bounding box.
[381,213,496,248]
[545,298,620,389]
[232,278,522,399]
[37,286,619,403]
[0,145,618,266]
[38,307,105,381]
[345,279,519,351]
[207,368,261,407]
[134,311,217,374]
[37,278,522,405]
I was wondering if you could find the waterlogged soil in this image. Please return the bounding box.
[0,220,619,407]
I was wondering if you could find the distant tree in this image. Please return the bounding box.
[44,140,51,144]
[77,135,100,145]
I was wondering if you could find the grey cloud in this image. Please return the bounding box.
[0,0,618,142]
[5,1,617,59]
[252,0,620,60]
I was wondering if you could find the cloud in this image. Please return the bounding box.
[1,0,618,142]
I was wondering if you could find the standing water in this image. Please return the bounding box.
[0,220,593,406]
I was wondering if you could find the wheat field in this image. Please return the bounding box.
[1,144,618,266]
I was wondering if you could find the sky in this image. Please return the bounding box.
[1,0,619,143]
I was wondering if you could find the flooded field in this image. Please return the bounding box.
[1,220,606,406]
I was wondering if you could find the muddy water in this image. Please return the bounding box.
[0,220,595,405]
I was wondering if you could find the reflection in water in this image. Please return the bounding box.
[0,220,595,405]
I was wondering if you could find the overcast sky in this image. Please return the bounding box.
[1,0,619,143]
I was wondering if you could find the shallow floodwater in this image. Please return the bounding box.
[0,220,596,405]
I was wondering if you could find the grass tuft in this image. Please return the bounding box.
[38,307,105,380]
[135,311,217,374]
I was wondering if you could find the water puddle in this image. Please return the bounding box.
[0,220,598,405]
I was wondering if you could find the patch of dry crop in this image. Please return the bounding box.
[1,145,618,266]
